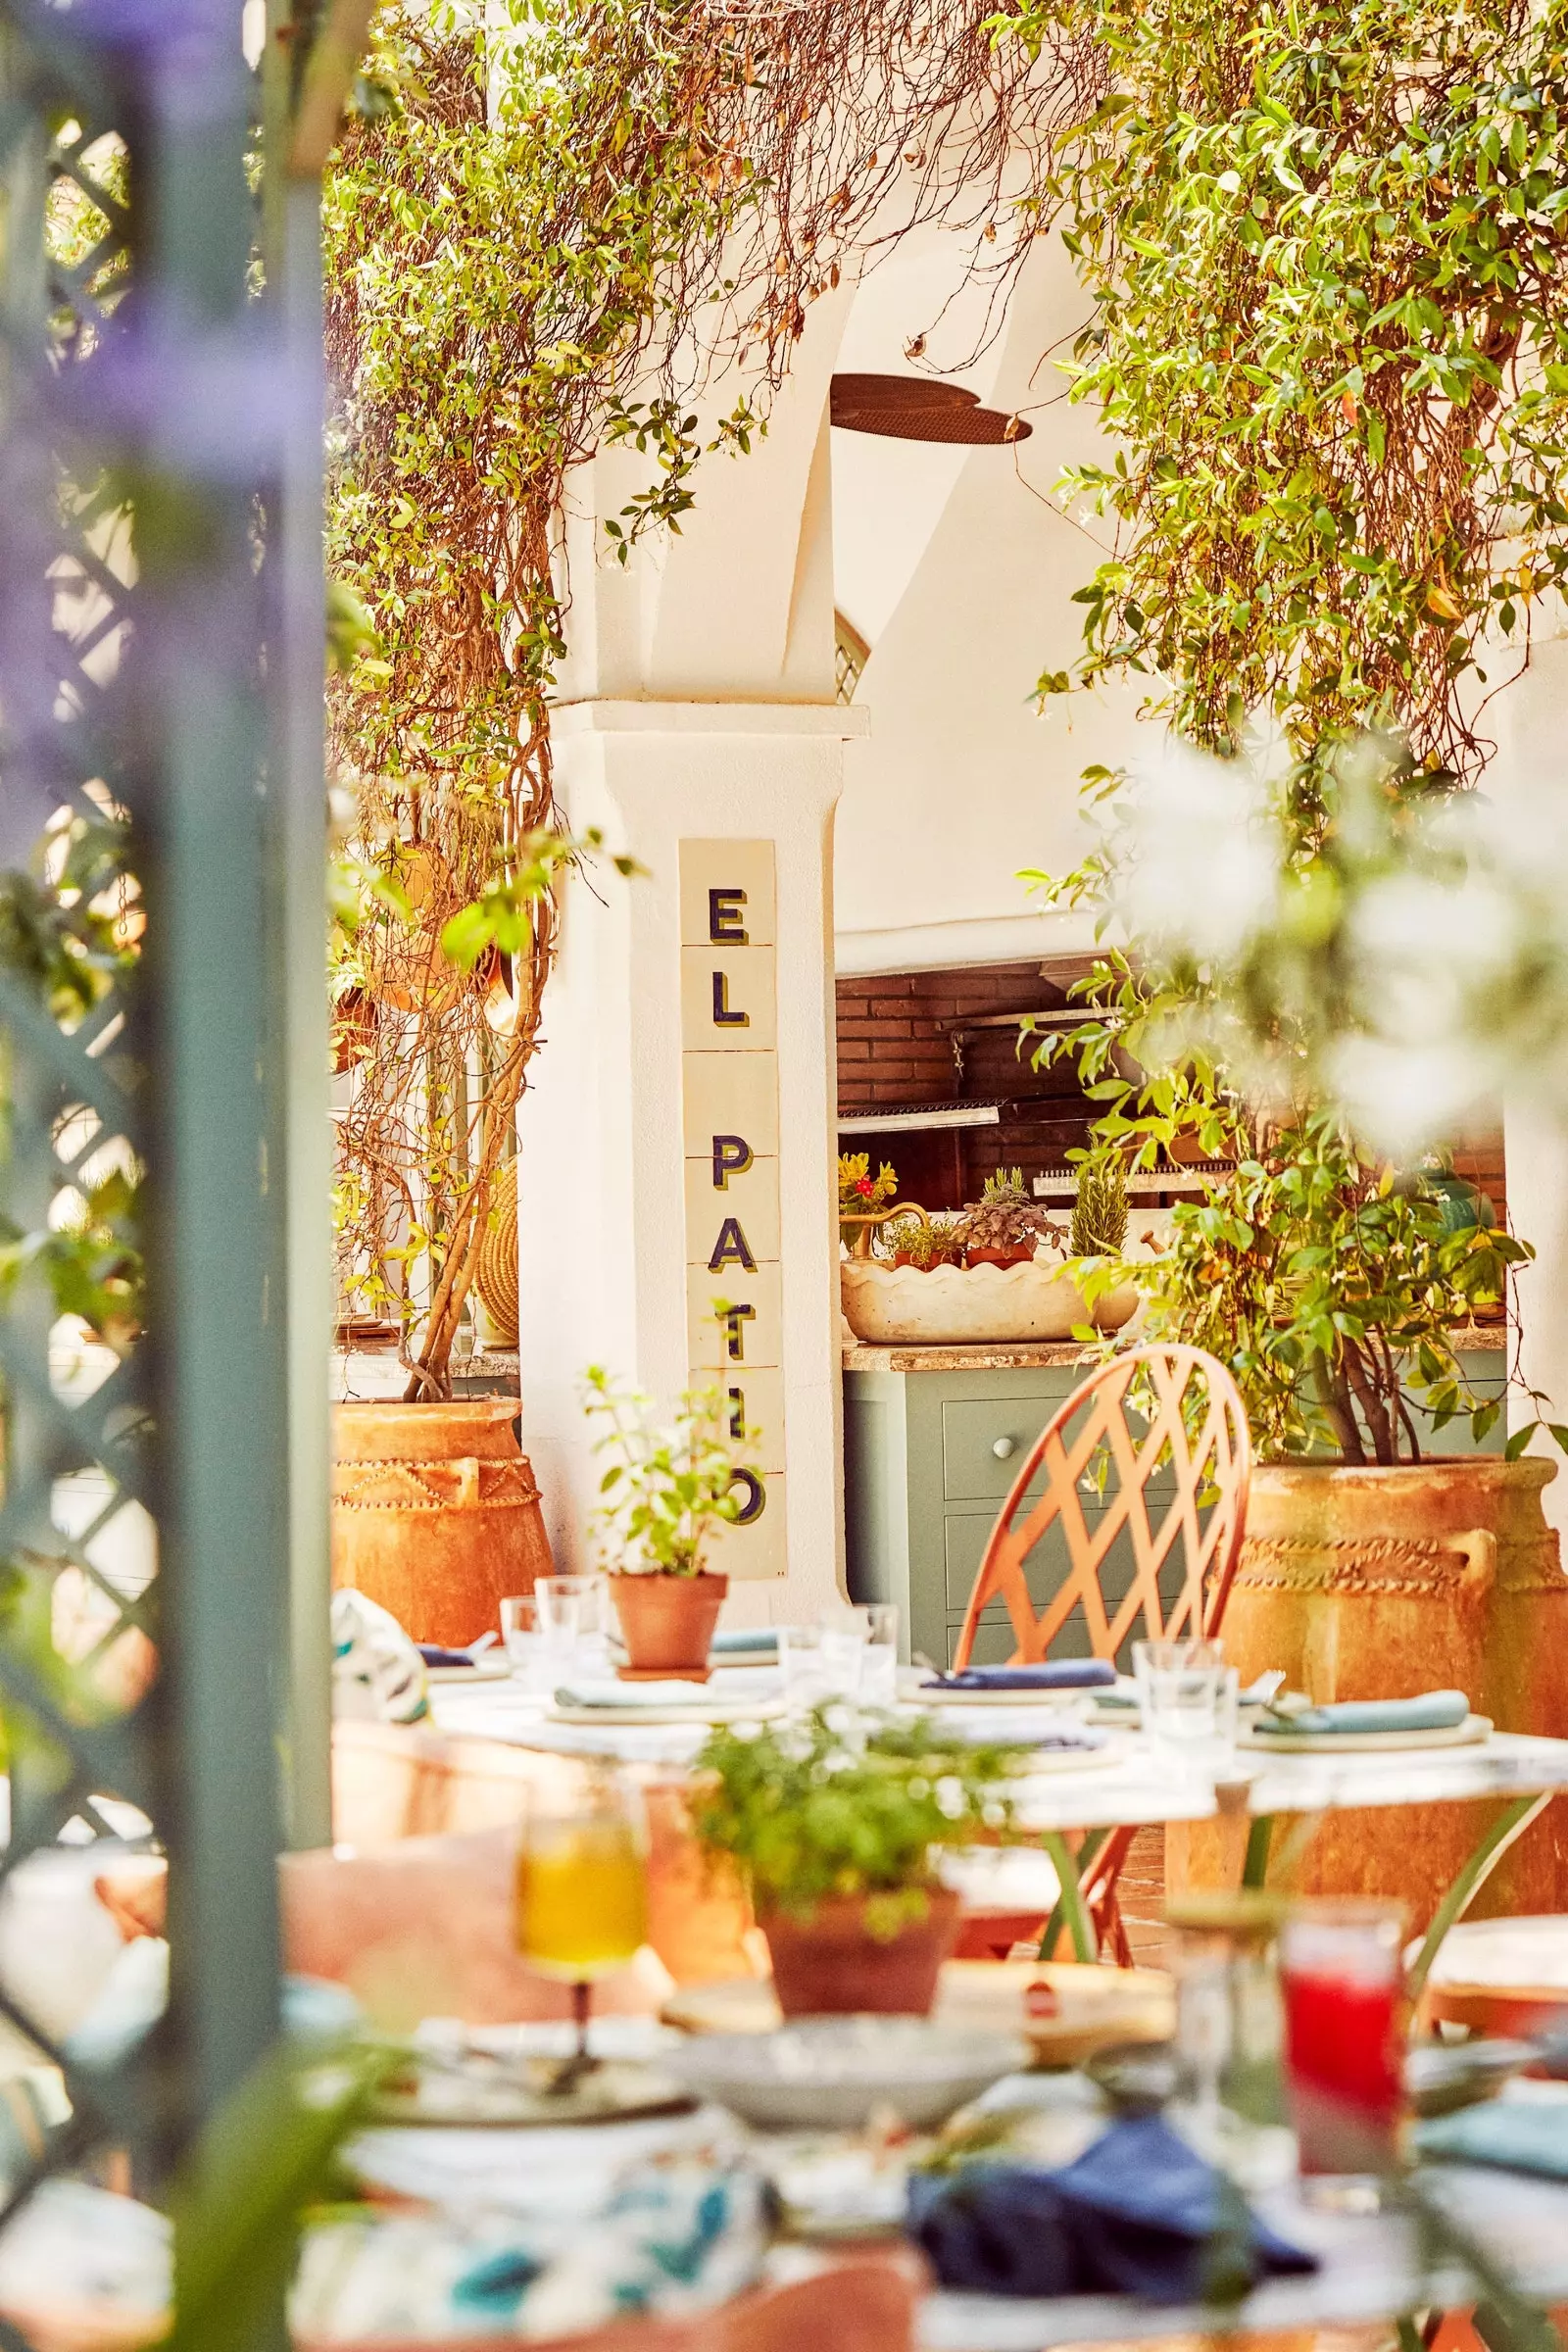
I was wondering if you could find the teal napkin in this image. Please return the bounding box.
[710,1629,780,1655]
[1417,2099,1568,2179]
[554,1679,717,1708]
[1260,1689,1469,1736]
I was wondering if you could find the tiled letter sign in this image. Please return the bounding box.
[679,841,785,1581]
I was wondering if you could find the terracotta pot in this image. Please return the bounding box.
[610,1572,728,1678]
[332,1398,554,1648]
[964,1246,1037,1270]
[760,1887,961,2017]
[1207,1455,1568,1922]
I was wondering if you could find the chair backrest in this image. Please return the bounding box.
[953,1346,1252,1672]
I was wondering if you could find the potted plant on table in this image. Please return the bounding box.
[691,1707,1027,2015]
[583,1365,760,1680]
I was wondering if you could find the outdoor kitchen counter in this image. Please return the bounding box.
[842,1330,1508,1671]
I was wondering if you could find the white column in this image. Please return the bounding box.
[515,290,855,1620]
[515,703,861,1623]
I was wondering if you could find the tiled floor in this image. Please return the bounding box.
[1117,1822,1174,1968]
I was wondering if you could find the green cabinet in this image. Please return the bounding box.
[844,1357,1084,1670]
[843,1344,1508,1671]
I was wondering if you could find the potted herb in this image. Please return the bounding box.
[1069,1148,1128,1261]
[883,1212,964,1270]
[691,1708,1025,2015]
[583,1367,760,1679]
[959,1169,1053,1268]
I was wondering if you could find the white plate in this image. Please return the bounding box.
[663,2017,1027,2132]
[1240,1712,1492,1754]
[548,1695,787,1727]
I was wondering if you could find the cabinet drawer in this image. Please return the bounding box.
[942,1395,1068,1502]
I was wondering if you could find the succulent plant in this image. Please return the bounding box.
[1070,1150,1129,1259]
[958,1168,1051,1256]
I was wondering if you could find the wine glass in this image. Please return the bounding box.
[514,1768,648,2087]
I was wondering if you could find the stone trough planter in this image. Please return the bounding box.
[840,1258,1138,1348]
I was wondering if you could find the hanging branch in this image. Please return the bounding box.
[323,0,1098,1396]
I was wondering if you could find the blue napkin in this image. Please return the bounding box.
[1416,2101,1568,2179]
[710,1629,780,1656]
[923,1661,1116,1692]
[418,1643,479,1669]
[1260,1689,1469,1736]
[907,2112,1317,2302]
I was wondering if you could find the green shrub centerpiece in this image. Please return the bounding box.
[692,1706,1026,1938]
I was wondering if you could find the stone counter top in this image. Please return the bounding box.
[842,1340,1099,1373]
[842,1323,1507,1374]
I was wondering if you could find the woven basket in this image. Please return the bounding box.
[474,1157,519,1346]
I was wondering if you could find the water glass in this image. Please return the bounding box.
[778,1623,829,1708]
[854,1601,900,1703]
[500,1593,540,1679]
[1280,1898,1406,2187]
[1166,1891,1292,2191]
[819,1615,866,1698]
[536,1575,595,1671]
[1134,1638,1238,1770]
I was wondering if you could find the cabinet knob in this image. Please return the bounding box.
[993,1436,1017,1460]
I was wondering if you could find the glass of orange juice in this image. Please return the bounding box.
[514,1768,648,2081]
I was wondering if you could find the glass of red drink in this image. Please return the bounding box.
[1280,1898,1406,2191]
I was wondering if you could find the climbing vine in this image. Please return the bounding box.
[324,0,1095,1393]
[1004,0,1568,779]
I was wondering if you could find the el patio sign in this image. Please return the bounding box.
[680,840,786,1579]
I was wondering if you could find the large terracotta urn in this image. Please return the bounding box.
[1210,1455,1568,1923]
[331,1399,555,1648]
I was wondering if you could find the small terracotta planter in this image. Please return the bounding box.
[964,1246,1037,1270]
[760,1887,961,2017]
[610,1570,728,1680]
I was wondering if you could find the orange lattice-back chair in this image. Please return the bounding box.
[954,1346,1252,1965]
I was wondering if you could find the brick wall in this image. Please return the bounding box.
[835,959,1100,1208]
[836,960,1508,1225]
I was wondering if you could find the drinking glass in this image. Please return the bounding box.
[514,1769,648,2082]
[1166,1891,1292,2191]
[778,1623,829,1708]
[1134,1638,1238,1770]
[818,1613,866,1699]
[500,1593,540,1681]
[1280,1898,1406,2192]
[536,1575,594,1672]
[854,1601,900,1704]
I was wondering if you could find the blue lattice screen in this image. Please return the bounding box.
[0,0,302,2268]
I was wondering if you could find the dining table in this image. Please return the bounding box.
[335,2018,1568,2352]
[358,1671,1568,2352]
[425,1665,1568,1982]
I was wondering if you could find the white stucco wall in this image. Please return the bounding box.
[831,231,1146,976]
